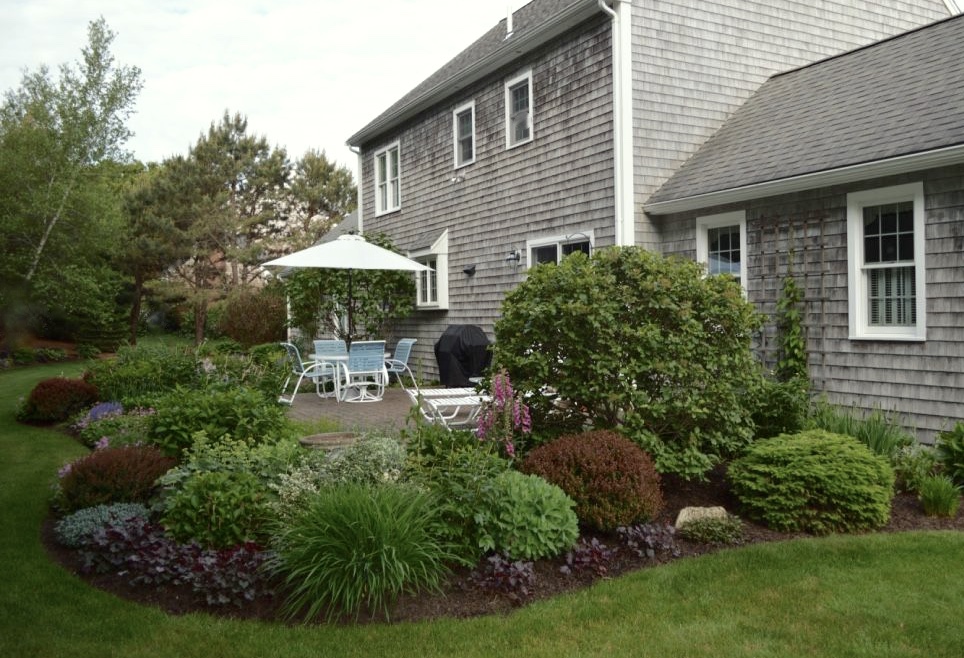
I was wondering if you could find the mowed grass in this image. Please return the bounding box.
[2,363,962,658]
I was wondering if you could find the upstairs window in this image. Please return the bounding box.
[374,142,400,215]
[696,211,747,291]
[505,71,533,148]
[453,101,475,167]
[847,183,925,341]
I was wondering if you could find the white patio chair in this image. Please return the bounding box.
[338,340,388,403]
[278,342,338,405]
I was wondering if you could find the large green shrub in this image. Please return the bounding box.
[270,483,456,622]
[55,445,176,513]
[17,377,99,424]
[148,385,290,457]
[520,429,663,531]
[494,247,763,479]
[161,470,272,549]
[216,286,286,348]
[478,470,579,560]
[728,430,895,534]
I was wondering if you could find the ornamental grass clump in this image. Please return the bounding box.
[270,483,457,623]
[728,430,894,534]
[520,429,663,531]
[917,475,961,518]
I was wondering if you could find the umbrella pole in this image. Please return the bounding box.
[347,268,354,345]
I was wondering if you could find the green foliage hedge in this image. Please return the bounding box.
[494,247,763,479]
[728,430,895,534]
[520,429,663,531]
[17,376,99,424]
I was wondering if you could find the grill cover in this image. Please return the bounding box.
[434,325,492,387]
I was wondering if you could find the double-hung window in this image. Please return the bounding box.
[696,211,747,290]
[374,142,400,215]
[847,183,926,340]
[527,232,592,267]
[453,101,475,167]
[505,70,533,148]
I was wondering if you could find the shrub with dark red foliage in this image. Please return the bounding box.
[520,429,663,531]
[16,377,99,424]
[56,445,176,513]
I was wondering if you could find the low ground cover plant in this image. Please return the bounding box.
[54,502,151,548]
[676,515,745,545]
[728,430,895,534]
[520,429,663,531]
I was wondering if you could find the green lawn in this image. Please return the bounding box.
[2,363,962,658]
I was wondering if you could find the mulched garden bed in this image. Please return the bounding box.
[41,466,964,625]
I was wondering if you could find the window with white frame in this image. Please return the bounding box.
[505,71,533,148]
[526,232,593,267]
[696,211,747,290]
[410,230,448,310]
[453,101,475,167]
[374,142,400,215]
[847,182,926,340]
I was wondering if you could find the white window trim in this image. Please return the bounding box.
[847,182,926,341]
[453,100,476,168]
[504,70,533,149]
[410,230,449,310]
[525,230,594,268]
[696,211,747,291]
[374,142,400,216]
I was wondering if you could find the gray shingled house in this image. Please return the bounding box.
[344,0,959,433]
[645,13,964,439]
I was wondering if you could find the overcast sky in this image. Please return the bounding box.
[0,0,515,172]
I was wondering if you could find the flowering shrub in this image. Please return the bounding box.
[17,377,99,424]
[55,445,176,513]
[475,369,531,458]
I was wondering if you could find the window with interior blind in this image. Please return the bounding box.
[374,143,400,215]
[847,183,926,341]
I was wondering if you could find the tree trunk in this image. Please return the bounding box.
[128,274,143,346]
[194,299,207,346]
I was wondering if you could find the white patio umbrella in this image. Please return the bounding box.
[262,233,429,341]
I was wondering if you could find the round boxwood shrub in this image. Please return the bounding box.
[56,445,176,513]
[728,430,895,534]
[520,429,663,531]
[17,377,99,424]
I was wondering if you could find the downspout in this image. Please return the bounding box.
[598,0,635,246]
[349,145,364,234]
